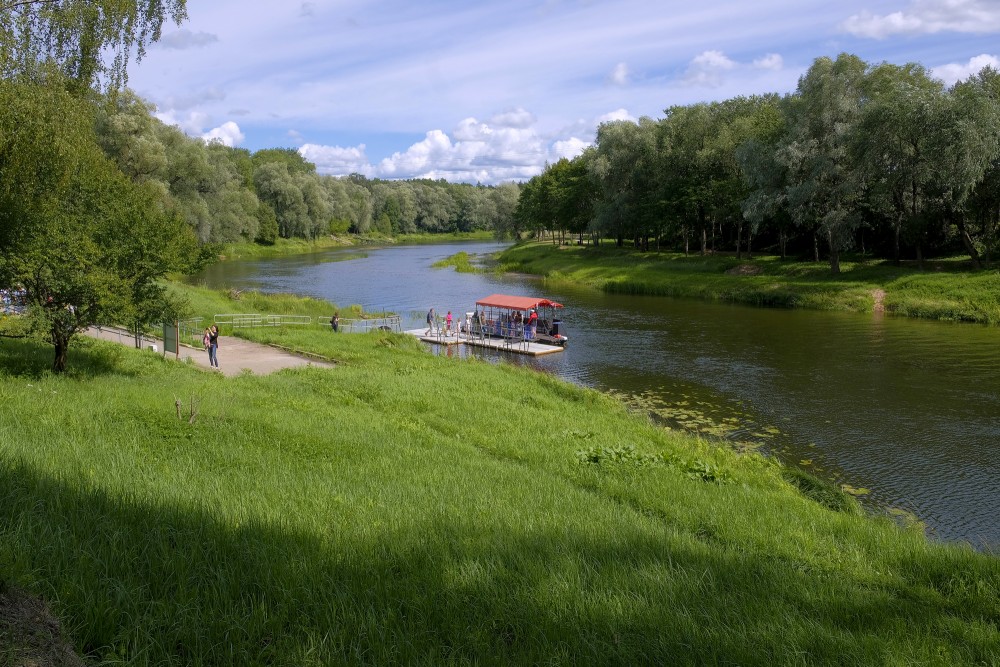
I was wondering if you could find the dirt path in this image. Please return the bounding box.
[84,326,334,376]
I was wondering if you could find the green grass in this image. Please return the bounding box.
[499,242,1000,324]
[217,231,495,261]
[431,251,478,273]
[1,328,998,665]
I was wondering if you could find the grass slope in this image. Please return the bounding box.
[499,243,1000,324]
[0,329,997,665]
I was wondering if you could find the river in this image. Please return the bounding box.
[192,240,1000,549]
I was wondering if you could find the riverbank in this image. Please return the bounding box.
[217,231,495,261]
[1,316,998,664]
[497,242,1000,325]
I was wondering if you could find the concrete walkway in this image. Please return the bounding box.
[84,326,335,377]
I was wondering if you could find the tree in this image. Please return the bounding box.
[779,54,868,273]
[854,62,943,263]
[0,0,187,91]
[0,78,194,371]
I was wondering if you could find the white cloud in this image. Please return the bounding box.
[489,108,537,129]
[157,29,219,50]
[300,143,372,175]
[202,121,245,147]
[551,137,590,161]
[597,108,637,124]
[299,107,615,184]
[932,53,1000,84]
[156,109,211,134]
[287,129,305,145]
[842,0,1000,39]
[753,53,783,70]
[685,50,737,86]
[609,62,630,86]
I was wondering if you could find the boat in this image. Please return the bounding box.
[471,294,568,347]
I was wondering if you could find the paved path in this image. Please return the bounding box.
[84,326,335,377]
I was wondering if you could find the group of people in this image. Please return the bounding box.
[201,325,220,369]
[425,307,459,336]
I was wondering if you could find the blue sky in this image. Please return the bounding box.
[125,0,1000,184]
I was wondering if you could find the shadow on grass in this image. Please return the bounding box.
[1,459,998,665]
[0,336,150,380]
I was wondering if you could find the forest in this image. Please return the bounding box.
[93,91,522,244]
[514,54,1000,273]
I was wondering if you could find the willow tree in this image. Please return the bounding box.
[780,54,868,273]
[0,0,187,91]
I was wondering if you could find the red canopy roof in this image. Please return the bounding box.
[475,294,564,311]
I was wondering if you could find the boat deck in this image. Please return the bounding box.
[404,329,564,356]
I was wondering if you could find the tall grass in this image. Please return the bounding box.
[1,332,997,665]
[500,243,1000,324]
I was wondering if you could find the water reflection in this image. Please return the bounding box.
[191,241,1000,549]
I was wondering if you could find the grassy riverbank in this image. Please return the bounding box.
[498,242,1000,324]
[217,231,495,261]
[1,323,998,664]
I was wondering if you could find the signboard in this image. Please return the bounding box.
[163,321,179,358]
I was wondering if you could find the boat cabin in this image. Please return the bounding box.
[471,294,567,347]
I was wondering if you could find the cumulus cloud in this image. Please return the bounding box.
[597,108,637,124]
[156,109,211,134]
[489,108,537,129]
[299,143,372,176]
[300,108,613,184]
[753,53,783,70]
[684,50,737,86]
[157,29,218,50]
[841,0,1000,39]
[609,62,630,86]
[202,121,245,147]
[683,49,785,87]
[932,53,1000,84]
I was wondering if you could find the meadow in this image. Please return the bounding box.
[1,310,998,664]
[498,242,1000,324]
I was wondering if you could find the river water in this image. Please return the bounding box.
[192,241,1000,549]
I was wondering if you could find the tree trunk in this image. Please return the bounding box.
[748,229,753,260]
[915,243,923,269]
[813,231,820,263]
[955,215,983,270]
[779,231,787,259]
[827,229,841,274]
[736,222,743,261]
[52,328,70,373]
[893,218,902,265]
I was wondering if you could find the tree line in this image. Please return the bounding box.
[96,91,522,244]
[514,54,1000,273]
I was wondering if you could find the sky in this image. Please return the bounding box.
[124,0,1000,185]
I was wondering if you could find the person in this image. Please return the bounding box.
[446,310,453,336]
[202,327,211,362]
[208,324,220,369]
[425,307,435,335]
[330,311,339,332]
[528,308,538,339]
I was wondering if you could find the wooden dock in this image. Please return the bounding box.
[404,329,565,356]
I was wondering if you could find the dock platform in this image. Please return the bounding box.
[404,329,564,356]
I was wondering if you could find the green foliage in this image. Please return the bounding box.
[500,242,1000,323]
[0,0,188,91]
[0,77,193,371]
[1,333,997,664]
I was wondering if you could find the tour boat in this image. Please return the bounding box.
[471,294,568,347]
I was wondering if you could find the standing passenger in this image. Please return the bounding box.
[446,310,453,335]
[425,307,435,335]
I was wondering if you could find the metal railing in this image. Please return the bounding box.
[337,315,402,334]
[216,313,313,329]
